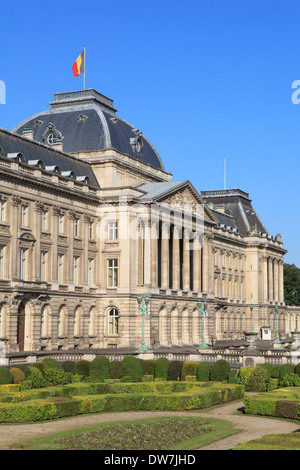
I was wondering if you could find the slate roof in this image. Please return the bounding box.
[136,181,187,200]
[0,127,100,188]
[12,89,164,171]
[201,189,269,236]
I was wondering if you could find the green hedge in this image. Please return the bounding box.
[0,383,244,423]
[244,387,300,420]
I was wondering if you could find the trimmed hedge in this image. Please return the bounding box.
[154,357,169,380]
[210,360,231,382]
[89,356,111,382]
[123,356,143,377]
[0,382,244,423]
[181,361,199,381]
[0,366,13,385]
[244,387,300,420]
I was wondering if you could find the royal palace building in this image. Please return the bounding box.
[0,89,292,354]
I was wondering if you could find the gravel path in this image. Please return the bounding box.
[0,394,299,450]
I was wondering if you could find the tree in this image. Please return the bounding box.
[284,263,300,305]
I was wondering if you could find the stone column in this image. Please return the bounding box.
[51,206,59,282]
[279,260,284,303]
[67,210,75,286]
[151,221,158,286]
[161,222,169,289]
[83,215,90,287]
[33,202,42,282]
[10,195,19,280]
[143,218,151,286]
[262,256,268,302]
[268,257,273,301]
[172,225,181,290]
[182,229,190,291]
[192,233,201,292]
[274,259,279,302]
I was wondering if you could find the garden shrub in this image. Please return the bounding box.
[294,363,300,376]
[42,358,61,369]
[275,400,300,420]
[10,368,25,384]
[138,359,148,375]
[279,373,300,387]
[89,356,110,382]
[32,362,48,373]
[123,356,143,377]
[279,364,295,382]
[143,360,156,376]
[210,360,231,382]
[271,365,281,378]
[0,366,13,385]
[74,360,91,378]
[154,357,169,380]
[196,362,211,382]
[27,367,47,389]
[43,368,72,386]
[181,361,199,381]
[257,363,274,380]
[14,364,31,377]
[228,369,239,384]
[61,361,75,373]
[167,361,183,381]
[246,366,267,392]
[109,360,126,379]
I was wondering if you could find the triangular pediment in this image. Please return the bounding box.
[138,180,217,224]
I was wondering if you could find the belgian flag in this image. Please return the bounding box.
[72,49,85,77]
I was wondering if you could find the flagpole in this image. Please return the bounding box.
[83,45,86,90]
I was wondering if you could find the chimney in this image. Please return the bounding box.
[22,128,34,140]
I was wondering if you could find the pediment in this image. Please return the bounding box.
[156,182,217,224]
[18,231,36,243]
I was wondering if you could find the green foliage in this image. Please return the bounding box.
[143,360,156,376]
[279,364,295,383]
[238,367,252,386]
[32,362,48,373]
[43,369,73,386]
[279,373,300,388]
[61,361,75,373]
[294,363,300,376]
[10,368,25,384]
[14,364,31,378]
[27,367,47,389]
[196,362,211,382]
[271,365,281,378]
[228,369,239,384]
[210,360,231,382]
[283,263,300,305]
[0,366,13,385]
[246,366,268,392]
[89,356,111,382]
[73,360,91,378]
[123,356,143,377]
[109,360,126,379]
[181,361,199,381]
[154,357,170,380]
[257,363,274,380]
[167,361,183,381]
[42,358,61,369]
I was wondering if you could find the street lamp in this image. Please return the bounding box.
[137,295,150,353]
[250,304,254,332]
[197,300,208,349]
[274,306,280,344]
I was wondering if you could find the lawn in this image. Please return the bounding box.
[232,432,300,450]
[11,416,241,450]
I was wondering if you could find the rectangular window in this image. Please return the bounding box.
[40,251,47,281]
[21,205,27,226]
[73,256,79,285]
[0,246,4,278]
[57,254,64,283]
[20,248,27,280]
[41,210,47,231]
[0,200,5,222]
[58,214,64,234]
[89,222,93,239]
[88,258,93,287]
[107,258,118,287]
[74,218,79,237]
[108,221,118,240]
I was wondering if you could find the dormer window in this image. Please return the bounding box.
[47,133,58,145]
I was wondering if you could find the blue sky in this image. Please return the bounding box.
[1,0,300,266]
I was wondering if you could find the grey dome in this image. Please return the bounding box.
[12,89,165,171]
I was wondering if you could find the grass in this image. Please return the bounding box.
[232,432,300,450]
[11,416,241,450]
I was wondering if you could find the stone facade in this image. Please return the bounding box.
[0,89,296,354]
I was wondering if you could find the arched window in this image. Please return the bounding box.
[58,306,67,337]
[74,307,82,336]
[108,308,118,335]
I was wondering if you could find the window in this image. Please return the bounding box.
[74,307,81,336]
[20,248,27,280]
[47,132,58,146]
[40,251,47,282]
[58,214,64,234]
[21,205,27,226]
[108,221,118,240]
[74,218,79,237]
[108,308,119,335]
[57,254,64,283]
[73,256,79,285]
[88,258,93,287]
[107,258,118,287]
[0,246,4,278]
[41,210,47,230]
[89,221,93,239]
[41,307,46,336]
[0,200,5,222]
